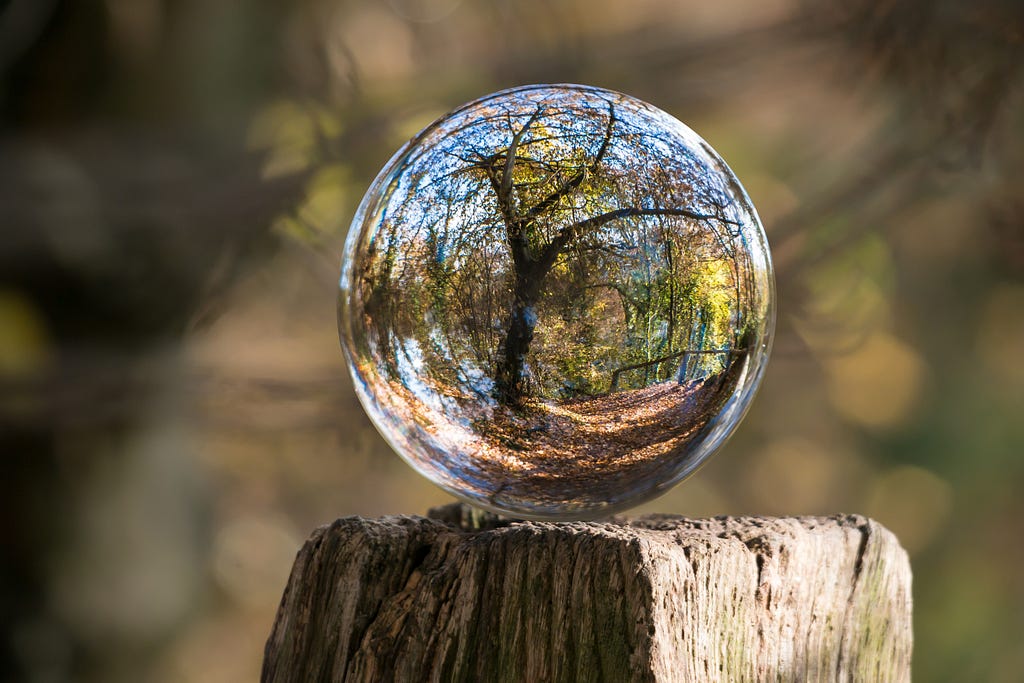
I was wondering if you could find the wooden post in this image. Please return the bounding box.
[263,503,912,682]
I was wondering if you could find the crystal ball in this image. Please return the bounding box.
[338,84,774,519]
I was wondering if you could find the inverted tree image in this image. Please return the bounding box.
[340,85,773,514]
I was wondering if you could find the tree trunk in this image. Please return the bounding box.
[263,503,912,682]
[495,297,537,405]
[494,261,544,405]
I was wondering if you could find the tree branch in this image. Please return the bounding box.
[537,206,737,275]
[609,347,747,391]
[483,167,517,232]
[524,101,617,221]
[499,105,546,217]
[581,280,641,311]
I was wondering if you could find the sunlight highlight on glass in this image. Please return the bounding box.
[338,84,774,518]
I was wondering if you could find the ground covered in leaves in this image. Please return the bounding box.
[362,361,745,515]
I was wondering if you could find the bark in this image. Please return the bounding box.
[494,296,537,405]
[494,252,544,406]
[481,97,738,407]
[263,503,912,682]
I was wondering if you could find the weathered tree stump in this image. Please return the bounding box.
[263,503,912,682]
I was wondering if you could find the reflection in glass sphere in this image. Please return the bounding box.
[339,84,774,519]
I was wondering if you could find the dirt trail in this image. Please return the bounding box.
[365,362,743,510]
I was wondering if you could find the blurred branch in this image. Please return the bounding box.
[0,0,59,72]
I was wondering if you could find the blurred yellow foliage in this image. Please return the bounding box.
[0,289,51,376]
[272,163,352,244]
[866,465,953,555]
[248,101,341,179]
[975,284,1024,389]
[212,512,302,609]
[744,436,868,514]
[825,332,927,429]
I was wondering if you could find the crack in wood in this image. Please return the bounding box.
[263,504,912,682]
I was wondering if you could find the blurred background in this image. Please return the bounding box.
[0,0,1021,681]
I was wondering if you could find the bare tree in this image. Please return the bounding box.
[352,86,755,408]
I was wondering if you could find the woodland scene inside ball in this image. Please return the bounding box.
[339,84,774,518]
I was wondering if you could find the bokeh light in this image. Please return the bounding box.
[2,1,1022,681]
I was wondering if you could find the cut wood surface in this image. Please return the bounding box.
[263,503,912,682]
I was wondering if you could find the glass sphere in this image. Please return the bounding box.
[339,84,774,519]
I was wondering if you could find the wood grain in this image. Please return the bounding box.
[263,504,911,682]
